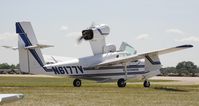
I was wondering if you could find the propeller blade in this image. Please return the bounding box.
[77,36,84,43]
[77,34,87,43]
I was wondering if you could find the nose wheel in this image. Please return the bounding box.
[73,79,81,87]
[143,80,150,88]
[117,78,126,87]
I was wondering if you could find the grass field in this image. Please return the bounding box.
[0,76,199,106]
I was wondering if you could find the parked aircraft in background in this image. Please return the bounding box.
[9,22,194,87]
[0,94,24,104]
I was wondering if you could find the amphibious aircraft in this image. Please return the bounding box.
[14,21,193,87]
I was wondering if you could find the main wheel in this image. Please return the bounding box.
[143,80,150,88]
[117,78,126,87]
[73,79,81,87]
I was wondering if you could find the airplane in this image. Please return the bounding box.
[14,21,193,88]
[0,94,24,104]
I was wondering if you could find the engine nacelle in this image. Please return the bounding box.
[82,24,110,40]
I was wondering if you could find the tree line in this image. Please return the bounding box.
[0,63,19,69]
[0,61,199,76]
[160,61,199,77]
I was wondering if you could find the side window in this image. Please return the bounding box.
[125,46,136,55]
[119,42,137,55]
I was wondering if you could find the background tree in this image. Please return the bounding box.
[176,61,197,76]
[0,63,11,69]
[0,63,20,69]
[10,64,16,69]
[15,64,20,69]
[160,67,176,76]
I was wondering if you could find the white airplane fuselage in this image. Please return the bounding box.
[43,52,158,82]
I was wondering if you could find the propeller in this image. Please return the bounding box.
[77,23,96,43]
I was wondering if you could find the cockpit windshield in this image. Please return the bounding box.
[119,42,137,55]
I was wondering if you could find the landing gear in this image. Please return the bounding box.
[117,63,128,88]
[117,78,126,87]
[73,79,81,87]
[143,80,150,88]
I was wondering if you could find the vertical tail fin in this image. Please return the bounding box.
[16,22,46,74]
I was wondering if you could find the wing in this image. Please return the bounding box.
[96,44,193,67]
[0,94,24,103]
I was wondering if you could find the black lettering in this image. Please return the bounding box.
[67,66,73,74]
[77,66,84,73]
[72,66,78,74]
[58,67,65,74]
[63,67,69,74]
[52,67,60,74]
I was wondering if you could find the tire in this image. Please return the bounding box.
[73,79,81,87]
[143,80,150,88]
[117,78,126,87]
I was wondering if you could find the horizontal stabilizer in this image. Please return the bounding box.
[1,46,18,50]
[25,44,54,49]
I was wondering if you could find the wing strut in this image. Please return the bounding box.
[123,63,128,80]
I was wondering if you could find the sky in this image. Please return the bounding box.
[0,0,198,67]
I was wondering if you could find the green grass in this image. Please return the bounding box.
[0,76,199,106]
[127,79,175,83]
[0,76,174,87]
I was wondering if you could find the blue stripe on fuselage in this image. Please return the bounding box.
[96,28,109,35]
[84,65,145,70]
[70,71,149,77]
